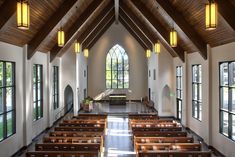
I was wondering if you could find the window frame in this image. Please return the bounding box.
[219,61,235,141]
[53,66,59,110]
[33,64,43,121]
[105,45,129,89]
[176,66,183,120]
[192,64,202,121]
[0,60,16,142]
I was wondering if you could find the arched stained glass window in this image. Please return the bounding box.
[106,44,129,89]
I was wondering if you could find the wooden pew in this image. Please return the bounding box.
[35,143,101,152]
[43,136,102,144]
[49,131,104,138]
[136,143,201,152]
[59,123,105,128]
[129,114,158,120]
[134,137,194,144]
[54,126,105,132]
[26,151,99,157]
[138,151,211,157]
[131,123,178,128]
[132,126,182,132]
[133,131,187,137]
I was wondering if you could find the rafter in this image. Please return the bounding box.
[131,0,185,62]
[156,0,207,60]
[59,1,114,56]
[215,0,235,31]
[82,12,114,49]
[119,2,176,57]
[50,0,103,62]
[27,0,77,59]
[119,17,148,50]
[0,0,16,30]
[87,17,115,50]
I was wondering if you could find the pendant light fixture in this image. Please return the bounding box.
[154,40,161,54]
[84,48,89,58]
[170,28,177,47]
[205,0,217,30]
[17,0,30,30]
[58,27,65,47]
[146,49,151,58]
[74,40,80,53]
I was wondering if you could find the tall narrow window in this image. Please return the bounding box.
[106,44,129,89]
[0,61,16,141]
[192,64,202,121]
[33,64,43,121]
[53,66,59,110]
[176,66,183,120]
[220,62,235,141]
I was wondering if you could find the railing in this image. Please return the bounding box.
[55,101,73,121]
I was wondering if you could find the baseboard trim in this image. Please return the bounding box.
[208,145,226,157]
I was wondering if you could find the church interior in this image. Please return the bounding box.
[0,0,235,157]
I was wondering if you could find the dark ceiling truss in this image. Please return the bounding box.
[119,1,176,57]
[0,0,16,30]
[131,0,185,62]
[59,1,114,57]
[87,16,115,50]
[119,17,148,50]
[215,0,235,31]
[82,12,115,49]
[27,0,78,59]
[50,0,103,62]
[155,0,207,60]
[119,9,152,50]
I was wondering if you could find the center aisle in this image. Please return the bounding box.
[104,115,135,157]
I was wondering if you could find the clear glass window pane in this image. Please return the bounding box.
[106,70,111,80]
[0,62,3,87]
[220,63,228,86]
[37,83,41,100]
[0,115,3,140]
[232,89,235,112]
[33,102,36,121]
[112,71,117,80]
[221,87,229,110]
[106,80,111,89]
[232,115,235,140]
[229,62,235,87]
[7,112,13,136]
[199,103,202,121]
[193,84,198,100]
[6,87,12,111]
[124,80,129,88]
[33,65,36,84]
[6,63,13,86]
[222,111,229,136]
[0,88,3,114]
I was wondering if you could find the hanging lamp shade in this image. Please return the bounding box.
[84,49,89,58]
[205,0,217,30]
[146,49,151,58]
[74,41,80,53]
[17,0,30,30]
[154,41,161,54]
[170,29,177,47]
[58,28,65,47]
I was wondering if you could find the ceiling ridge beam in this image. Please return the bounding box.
[119,2,176,57]
[87,17,115,50]
[119,12,152,49]
[0,0,16,30]
[58,1,114,56]
[131,0,185,62]
[27,0,77,59]
[82,13,115,49]
[50,0,103,62]
[156,0,207,60]
[119,17,148,50]
[215,0,235,31]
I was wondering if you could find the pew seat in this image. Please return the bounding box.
[137,151,211,157]
[26,151,99,157]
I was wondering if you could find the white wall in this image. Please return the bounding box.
[88,23,148,100]
[148,44,175,116]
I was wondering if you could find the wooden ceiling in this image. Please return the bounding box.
[0,0,234,62]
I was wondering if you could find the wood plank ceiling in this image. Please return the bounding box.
[0,0,234,62]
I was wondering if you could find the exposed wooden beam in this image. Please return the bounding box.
[82,13,114,49]
[59,1,114,56]
[27,0,77,59]
[156,0,207,60]
[131,0,185,62]
[0,0,16,30]
[215,0,235,31]
[119,17,148,50]
[50,0,103,62]
[119,12,152,49]
[119,2,176,57]
[87,17,115,50]
[114,0,119,24]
